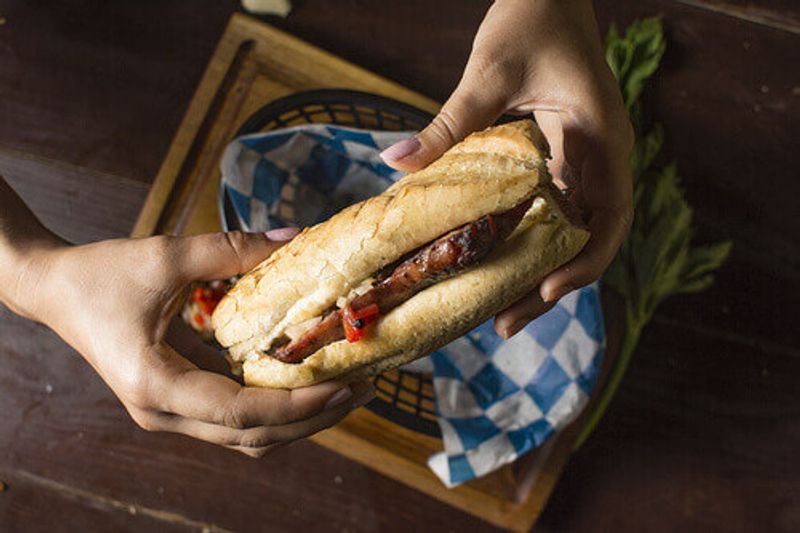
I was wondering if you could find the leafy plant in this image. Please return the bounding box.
[575,18,732,447]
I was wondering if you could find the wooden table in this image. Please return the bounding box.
[0,1,798,531]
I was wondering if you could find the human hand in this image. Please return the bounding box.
[380,0,633,338]
[14,228,375,457]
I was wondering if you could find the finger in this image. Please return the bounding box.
[172,228,300,282]
[152,343,373,428]
[540,205,631,302]
[537,108,633,302]
[130,408,280,456]
[153,384,373,449]
[165,317,231,375]
[227,443,285,458]
[380,62,507,172]
[493,287,556,339]
[533,109,577,192]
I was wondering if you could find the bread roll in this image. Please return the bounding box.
[211,120,589,388]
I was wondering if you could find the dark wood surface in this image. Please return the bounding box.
[0,1,798,531]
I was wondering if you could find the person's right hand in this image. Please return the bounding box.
[380,0,633,339]
[11,227,375,457]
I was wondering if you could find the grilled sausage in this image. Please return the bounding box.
[272,309,345,363]
[270,198,533,364]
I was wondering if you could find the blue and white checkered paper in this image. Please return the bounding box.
[220,124,605,487]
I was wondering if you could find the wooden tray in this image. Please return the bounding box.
[132,13,622,531]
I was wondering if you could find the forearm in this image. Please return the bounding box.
[0,176,66,319]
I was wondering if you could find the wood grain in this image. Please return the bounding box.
[0,0,798,531]
[131,14,618,530]
[0,315,502,533]
[0,470,196,533]
[539,319,800,532]
[0,149,147,245]
[0,0,239,184]
[672,0,800,33]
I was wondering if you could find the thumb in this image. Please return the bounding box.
[172,227,300,281]
[380,72,506,172]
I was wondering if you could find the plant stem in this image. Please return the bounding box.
[574,315,644,449]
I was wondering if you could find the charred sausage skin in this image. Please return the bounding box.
[271,198,533,364]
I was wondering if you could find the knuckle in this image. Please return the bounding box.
[129,409,160,432]
[222,231,249,273]
[281,390,307,421]
[468,49,521,86]
[221,408,247,430]
[428,109,463,147]
[147,235,178,264]
[250,448,270,459]
[118,363,154,410]
[138,416,160,432]
[143,235,181,282]
[125,388,151,411]
[240,429,275,449]
[217,398,248,430]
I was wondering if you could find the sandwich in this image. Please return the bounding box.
[211,119,589,388]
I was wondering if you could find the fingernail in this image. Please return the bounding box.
[324,387,353,410]
[265,227,300,241]
[544,284,575,303]
[379,137,421,163]
[503,320,527,340]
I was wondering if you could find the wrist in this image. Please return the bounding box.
[0,231,67,322]
[0,176,70,320]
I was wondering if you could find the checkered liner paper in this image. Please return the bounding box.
[220,124,605,488]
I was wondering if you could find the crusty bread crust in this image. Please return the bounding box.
[213,120,550,349]
[211,120,589,388]
[242,184,587,388]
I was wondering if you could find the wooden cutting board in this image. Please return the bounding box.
[133,13,622,531]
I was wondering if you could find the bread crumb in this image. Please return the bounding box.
[0,16,6,26]
[760,85,769,94]
[0,481,6,492]
[333,475,343,485]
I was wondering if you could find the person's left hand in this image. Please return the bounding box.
[380,0,633,339]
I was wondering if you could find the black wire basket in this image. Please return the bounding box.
[221,89,441,437]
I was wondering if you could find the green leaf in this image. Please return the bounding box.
[677,274,716,294]
[581,17,732,448]
[630,124,664,178]
[605,18,666,114]
[681,241,733,283]
[602,245,632,297]
[605,25,632,82]
[623,19,666,110]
